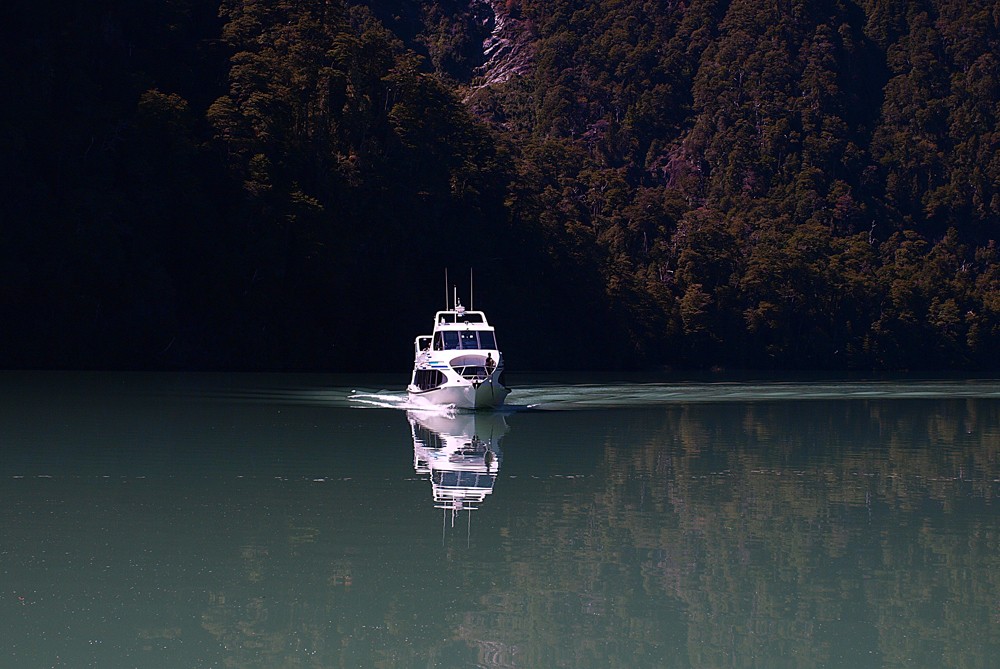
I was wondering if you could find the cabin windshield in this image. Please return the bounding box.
[460,331,478,349]
[433,330,497,350]
[478,331,497,349]
[435,331,459,350]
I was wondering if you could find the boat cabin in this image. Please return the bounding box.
[429,309,498,351]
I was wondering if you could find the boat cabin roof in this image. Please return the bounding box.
[434,309,490,328]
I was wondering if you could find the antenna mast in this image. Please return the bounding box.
[444,268,449,310]
[470,268,474,310]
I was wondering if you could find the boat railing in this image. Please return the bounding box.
[455,365,489,381]
[435,310,487,325]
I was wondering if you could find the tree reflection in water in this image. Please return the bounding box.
[7,377,996,668]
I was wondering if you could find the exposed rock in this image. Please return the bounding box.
[470,0,533,90]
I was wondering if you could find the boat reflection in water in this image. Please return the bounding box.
[407,410,507,528]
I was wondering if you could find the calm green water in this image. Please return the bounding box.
[2,372,1000,668]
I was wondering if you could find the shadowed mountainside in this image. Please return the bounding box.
[2,0,999,371]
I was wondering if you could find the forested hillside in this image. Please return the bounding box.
[2,0,999,371]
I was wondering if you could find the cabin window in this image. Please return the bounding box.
[442,331,460,349]
[478,331,497,349]
[413,369,445,391]
[433,331,461,350]
[433,329,497,350]
[460,331,478,349]
[460,330,496,350]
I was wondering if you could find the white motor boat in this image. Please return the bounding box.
[407,294,511,410]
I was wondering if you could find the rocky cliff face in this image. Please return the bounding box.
[354,0,532,90]
[471,0,532,90]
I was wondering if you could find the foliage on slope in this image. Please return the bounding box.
[2,0,999,370]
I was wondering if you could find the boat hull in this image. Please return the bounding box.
[407,379,510,410]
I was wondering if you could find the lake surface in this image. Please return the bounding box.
[2,371,1000,668]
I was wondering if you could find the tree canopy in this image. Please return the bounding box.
[3,0,999,371]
